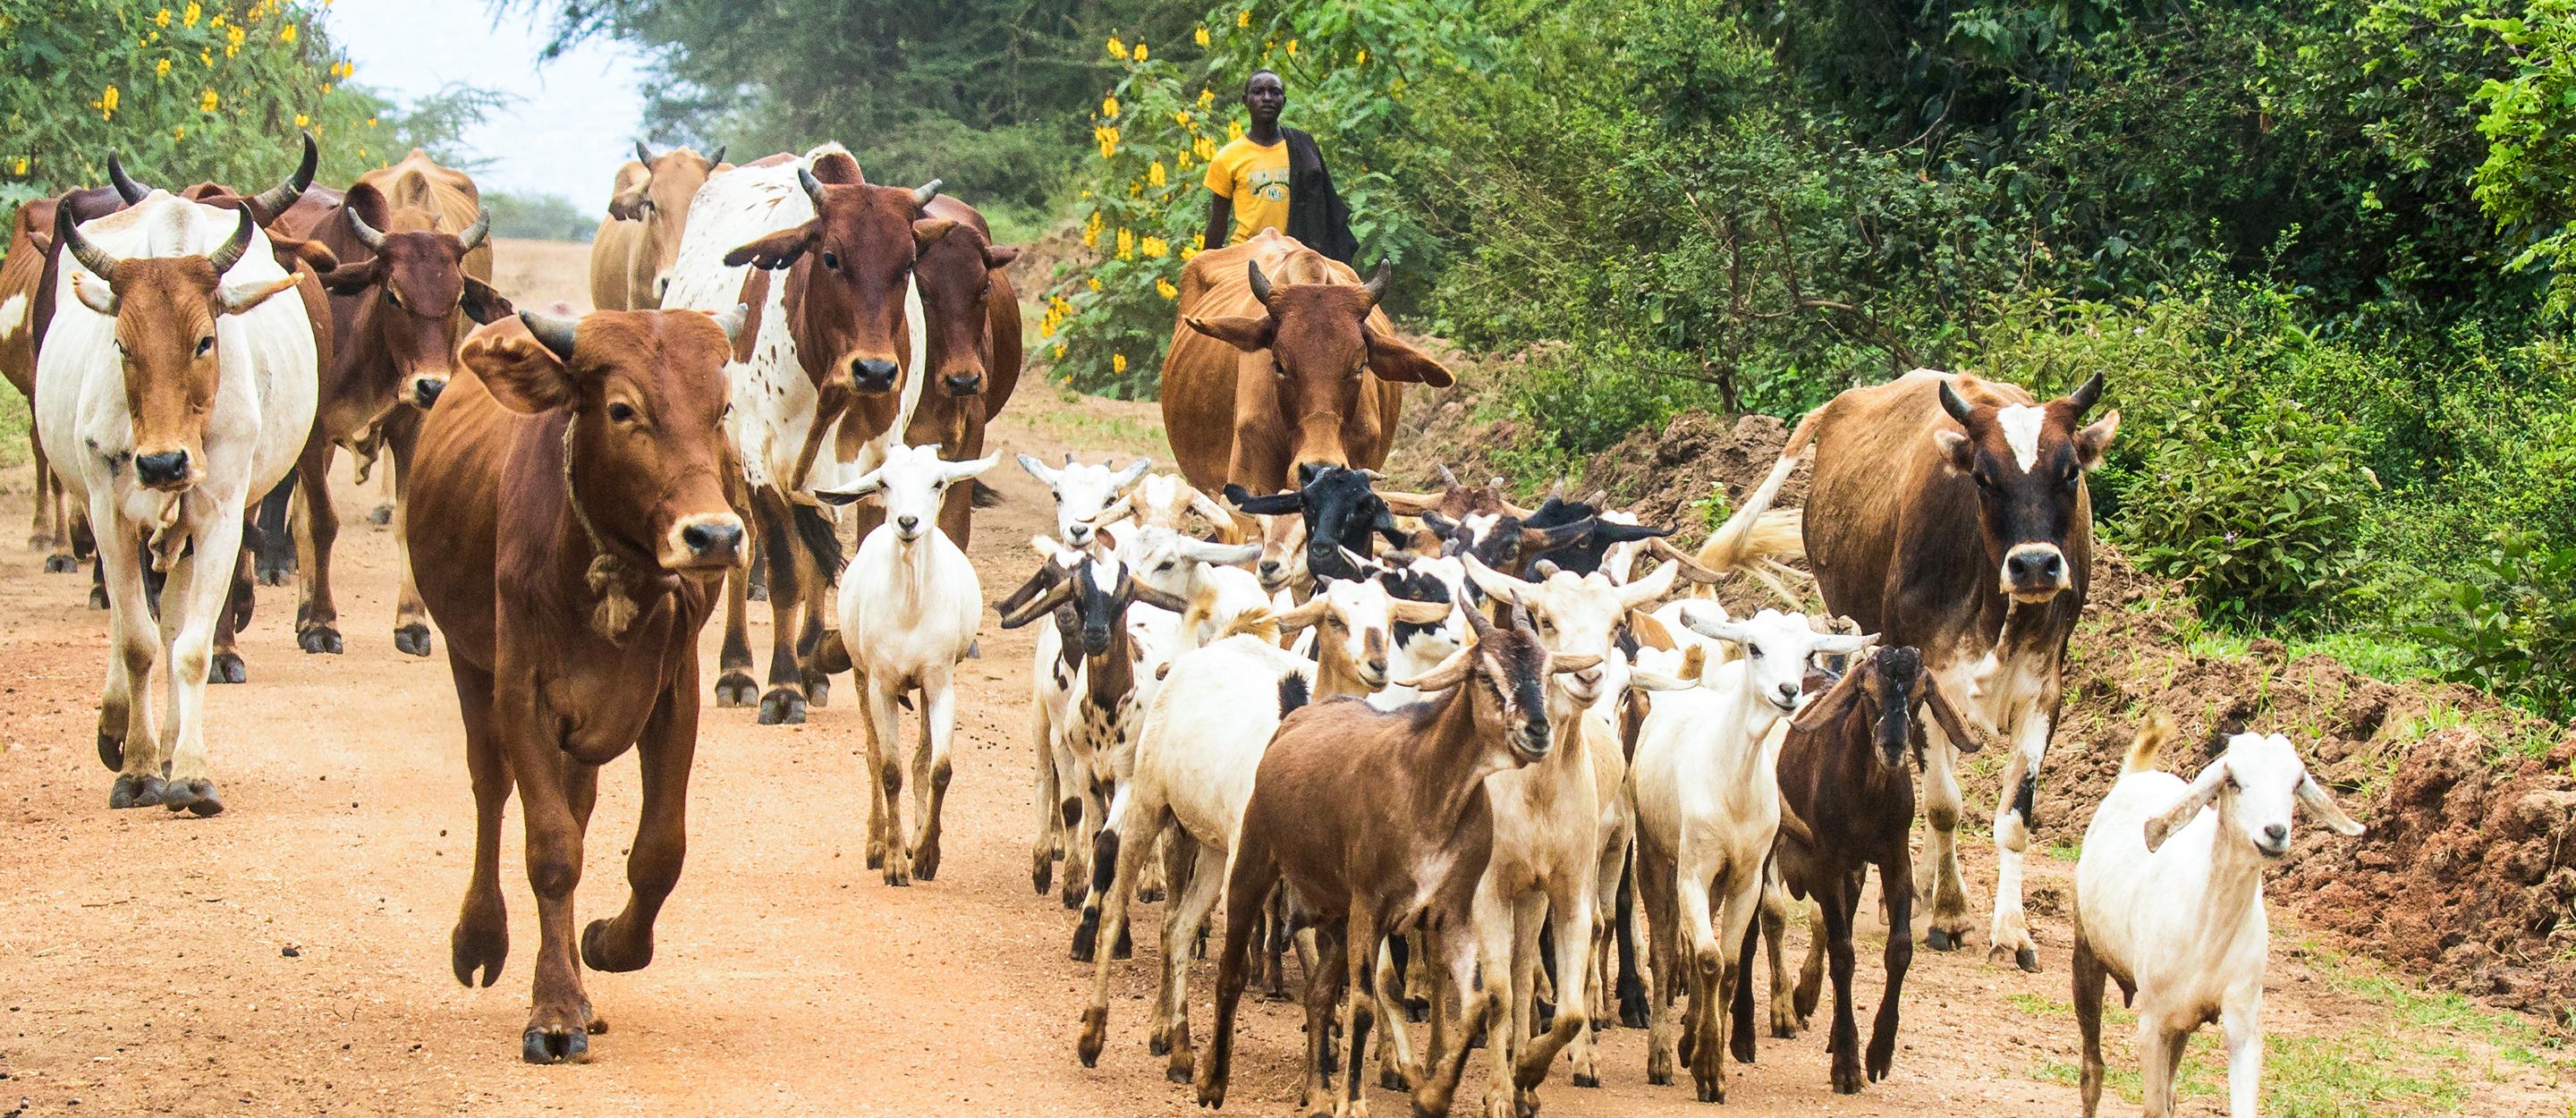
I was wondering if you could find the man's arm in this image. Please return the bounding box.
[1204,195,1232,254]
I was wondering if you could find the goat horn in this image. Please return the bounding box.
[205,208,255,275]
[250,132,318,217]
[106,153,151,204]
[1435,463,1459,487]
[343,203,387,250]
[55,205,119,280]
[1246,259,1272,305]
[912,179,945,208]
[457,208,492,251]
[519,309,580,361]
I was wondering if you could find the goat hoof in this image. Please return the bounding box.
[1059,875,1085,910]
[451,917,509,988]
[1075,1008,1106,1068]
[44,553,78,574]
[158,778,223,816]
[521,1025,589,1064]
[1139,884,1165,903]
[756,689,807,725]
[1113,924,1134,961]
[1167,1062,1195,1086]
[367,504,394,526]
[1406,996,1429,1023]
[1032,859,1054,896]
[1070,916,1099,963]
[1993,944,2041,973]
[208,651,248,685]
[394,623,434,658]
[108,774,165,809]
[866,839,886,869]
[1924,927,1959,952]
[89,584,108,610]
[1148,1032,1171,1057]
[713,672,758,708]
[1379,1067,1408,1091]
[298,625,343,655]
[1831,1062,1863,1095]
[1571,1071,1598,1088]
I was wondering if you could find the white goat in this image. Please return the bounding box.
[1014,452,1150,900]
[1629,606,1872,1103]
[817,445,996,886]
[1097,471,1241,542]
[2073,716,2365,1118]
[1018,452,1149,553]
[1120,525,1269,653]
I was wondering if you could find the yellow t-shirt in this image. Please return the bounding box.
[1203,137,1291,245]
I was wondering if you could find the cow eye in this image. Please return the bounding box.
[607,402,638,423]
[1748,644,1765,659]
[821,250,841,271]
[194,335,216,356]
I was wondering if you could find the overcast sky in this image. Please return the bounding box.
[320,2,650,203]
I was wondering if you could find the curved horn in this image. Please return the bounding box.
[1435,463,1459,487]
[519,309,580,361]
[635,140,656,165]
[107,153,151,204]
[2066,370,2106,414]
[457,208,492,251]
[343,203,387,250]
[710,302,750,343]
[55,205,119,279]
[206,208,256,275]
[1938,380,1976,425]
[1358,259,1391,306]
[250,132,319,217]
[799,167,829,209]
[1246,259,1272,305]
[706,144,726,167]
[911,179,945,208]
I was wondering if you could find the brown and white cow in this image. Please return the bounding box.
[410,304,747,1063]
[661,143,942,724]
[1159,228,1452,504]
[589,141,724,310]
[263,149,510,659]
[1786,368,2119,970]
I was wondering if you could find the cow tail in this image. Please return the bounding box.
[793,502,844,577]
[1695,448,1804,574]
[2121,710,2174,775]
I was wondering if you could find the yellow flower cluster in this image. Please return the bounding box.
[1094,124,1120,158]
[200,89,219,113]
[1038,294,1074,338]
[155,7,170,26]
[1157,277,1179,300]
[1116,227,1135,260]
[1141,236,1169,258]
[156,58,171,78]
[1081,211,1104,248]
[96,85,120,120]
[1112,353,1128,375]
[1194,135,1217,161]
[1106,36,1126,60]
[329,61,355,79]
[1199,88,1216,110]
[182,2,200,26]
[281,23,297,43]
[12,157,26,175]
[1174,110,1192,129]
[1134,41,1148,62]
[1102,95,1120,118]
[1226,120,1244,141]
[1238,9,1251,27]
[1196,26,1210,47]
[1182,232,1206,261]
[1147,159,1166,187]
[226,24,245,57]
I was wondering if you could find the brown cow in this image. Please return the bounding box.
[410,304,746,1063]
[589,141,724,310]
[898,194,1021,546]
[273,149,510,658]
[1160,229,1452,501]
[1787,368,2119,971]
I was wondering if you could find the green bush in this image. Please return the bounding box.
[2122,390,2373,619]
[2413,531,2576,721]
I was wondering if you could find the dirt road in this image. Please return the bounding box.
[0,242,2562,1117]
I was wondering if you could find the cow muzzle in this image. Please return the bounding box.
[2001,543,2073,602]
[848,357,900,394]
[409,373,450,411]
[940,370,984,397]
[665,512,747,572]
[133,448,197,493]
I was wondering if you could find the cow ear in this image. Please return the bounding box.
[606,191,649,222]
[912,218,957,250]
[26,227,53,256]
[217,274,305,316]
[461,317,575,415]
[984,244,1021,268]
[274,236,339,273]
[809,151,865,185]
[1933,428,1976,475]
[1186,314,1272,353]
[462,276,516,325]
[318,260,378,296]
[1364,329,1453,386]
[723,221,816,270]
[2075,409,2121,471]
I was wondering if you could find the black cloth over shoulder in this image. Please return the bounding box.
[1283,128,1359,265]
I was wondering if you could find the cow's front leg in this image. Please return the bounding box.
[752,489,809,724]
[507,701,597,1063]
[153,512,241,816]
[95,511,163,805]
[386,427,434,657]
[583,681,697,974]
[1918,725,1973,951]
[206,539,253,684]
[292,441,344,654]
[715,561,758,706]
[1987,710,2049,972]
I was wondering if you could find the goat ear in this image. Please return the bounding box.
[461,317,576,415]
[1395,647,1473,691]
[1934,428,1976,475]
[1919,675,1987,753]
[724,220,817,270]
[1129,580,1192,615]
[2143,760,2231,852]
[1273,597,1330,633]
[1391,598,1453,626]
[1625,609,1675,651]
[1461,552,1534,606]
[1520,515,1596,552]
[996,576,1077,630]
[813,472,883,506]
[1789,670,1863,734]
[1363,328,1453,386]
[1224,483,1304,516]
[1187,314,1273,353]
[2296,775,2366,837]
[1546,653,1602,677]
[2076,410,2122,470]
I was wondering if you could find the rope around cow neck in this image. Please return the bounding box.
[561,411,657,642]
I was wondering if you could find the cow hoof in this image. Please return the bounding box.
[208,651,248,685]
[1924,927,1959,952]
[89,585,108,610]
[451,920,509,987]
[1139,884,1165,903]
[746,580,767,603]
[1114,924,1134,961]
[756,690,806,725]
[299,626,343,655]
[1406,996,1428,1023]
[802,672,832,707]
[1571,1071,1598,1088]
[1031,858,1054,896]
[1167,1063,1194,1086]
[713,671,758,708]
[108,774,165,809]
[911,842,941,882]
[521,1027,589,1065]
[97,731,125,771]
[881,849,912,887]
[367,504,394,527]
[44,553,78,574]
[159,778,223,816]
[1991,944,2041,973]
[394,623,433,658]
[254,562,292,587]
[1380,1067,1408,1091]
[580,919,653,972]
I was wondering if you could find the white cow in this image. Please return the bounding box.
[38,193,318,814]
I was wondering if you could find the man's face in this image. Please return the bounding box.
[1246,73,1285,128]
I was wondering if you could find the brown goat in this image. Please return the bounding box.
[1752,646,1982,1093]
[1196,604,1597,1117]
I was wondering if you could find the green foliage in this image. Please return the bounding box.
[0,1,477,209]
[483,191,596,242]
[2123,390,2371,619]
[1045,0,1490,397]
[2470,0,2576,318]
[2413,531,2576,721]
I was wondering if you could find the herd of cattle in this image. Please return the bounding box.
[0,132,2370,1118]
